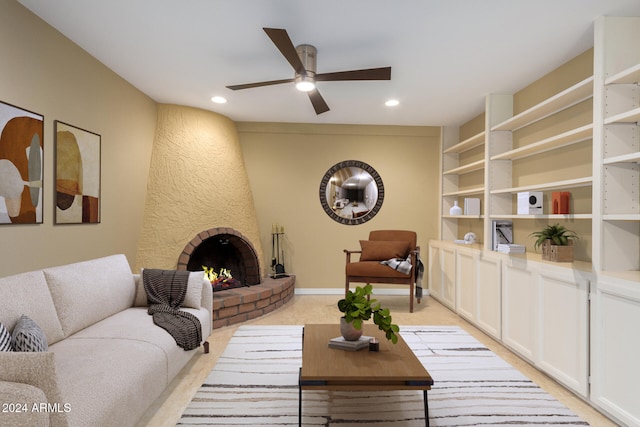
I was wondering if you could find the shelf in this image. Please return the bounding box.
[603,152,640,165]
[490,124,593,161]
[490,214,592,220]
[443,186,485,197]
[603,214,640,221]
[491,76,594,132]
[605,63,640,85]
[490,177,593,194]
[444,131,485,154]
[443,159,485,175]
[604,107,640,124]
[443,214,484,219]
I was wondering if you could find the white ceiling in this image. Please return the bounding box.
[17,0,640,126]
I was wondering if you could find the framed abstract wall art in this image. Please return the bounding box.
[0,100,44,224]
[55,121,101,224]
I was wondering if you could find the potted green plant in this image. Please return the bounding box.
[337,284,399,344]
[530,223,578,262]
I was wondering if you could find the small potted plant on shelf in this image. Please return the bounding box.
[530,223,578,262]
[337,284,399,344]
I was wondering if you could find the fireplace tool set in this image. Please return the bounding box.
[271,224,288,278]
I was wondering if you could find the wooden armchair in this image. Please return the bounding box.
[344,230,421,312]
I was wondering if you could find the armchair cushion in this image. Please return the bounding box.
[359,240,411,261]
[346,261,413,279]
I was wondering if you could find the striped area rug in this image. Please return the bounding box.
[178,325,588,426]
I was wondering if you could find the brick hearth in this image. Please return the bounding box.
[212,275,295,329]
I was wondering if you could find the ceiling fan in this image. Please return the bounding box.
[226,28,392,115]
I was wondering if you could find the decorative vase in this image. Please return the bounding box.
[450,201,462,216]
[340,317,363,341]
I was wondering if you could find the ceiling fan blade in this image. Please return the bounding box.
[226,78,294,90]
[315,67,391,82]
[263,28,306,74]
[308,89,330,115]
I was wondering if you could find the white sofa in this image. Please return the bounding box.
[0,254,212,427]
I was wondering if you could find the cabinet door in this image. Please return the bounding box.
[536,267,589,397]
[441,246,456,310]
[428,243,443,300]
[591,277,640,426]
[501,261,536,362]
[476,253,501,340]
[428,242,456,309]
[455,248,476,321]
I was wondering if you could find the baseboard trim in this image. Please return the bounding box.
[295,288,430,296]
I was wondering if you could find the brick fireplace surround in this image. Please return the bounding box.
[177,227,295,329]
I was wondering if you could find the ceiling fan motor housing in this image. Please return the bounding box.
[295,44,316,77]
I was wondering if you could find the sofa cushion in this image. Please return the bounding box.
[11,315,47,352]
[0,270,65,346]
[359,240,410,261]
[134,270,205,309]
[50,336,167,427]
[44,254,136,337]
[0,323,12,352]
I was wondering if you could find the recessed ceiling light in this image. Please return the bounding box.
[211,96,227,104]
[385,99,399,107]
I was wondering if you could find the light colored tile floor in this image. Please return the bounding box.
[135,294,618,427]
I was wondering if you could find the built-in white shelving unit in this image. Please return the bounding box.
[434,16,640,427]
[485,76,594,226]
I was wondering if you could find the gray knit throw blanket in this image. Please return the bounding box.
[143,269,202,351]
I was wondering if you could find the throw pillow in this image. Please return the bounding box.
[0,322,13,351]
[183,271,204,309]
[359,240,411,261]
[11,315,48,352]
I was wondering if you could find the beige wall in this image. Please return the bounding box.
[135,105,264,273]
[238,122,441,289]
[0,0,157,276]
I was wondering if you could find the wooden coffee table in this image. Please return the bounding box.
[299,324,433,426]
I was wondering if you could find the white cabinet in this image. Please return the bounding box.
[536,265,590,397]
[428,240,455,310]
[501,258,590,396]
[475,251,502,339]
[455,247,476,321]
[431,240,589,396]
[501,258,537,362]
[454,247,502,340]
[590,274,640,426]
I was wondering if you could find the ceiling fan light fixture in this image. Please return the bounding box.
[295,75,315,92]
[385,99,399,107]
[211,96,227,104]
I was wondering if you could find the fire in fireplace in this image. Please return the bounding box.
[177,228,261,291]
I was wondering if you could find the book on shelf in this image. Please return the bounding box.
[464,197,481,215]
[492,220,513,251]
[497,244,526,254]
[328,335,372,351]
